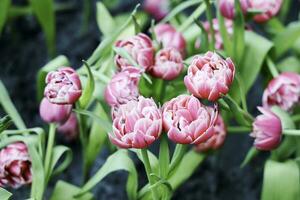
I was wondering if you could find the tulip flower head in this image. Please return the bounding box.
[184,51,235,101]
[143,0,169,20]
[115,33,154,71]
[57,113,79,141]
[0,142,32,188]
[44,67,82,104]
[263,72,300,112]
[218,0,250,19]
[250,107,282,151]
[110,96,162,149]
[150,48,184,80]
[162,95,218,144]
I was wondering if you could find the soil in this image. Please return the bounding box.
[0,0,299,199]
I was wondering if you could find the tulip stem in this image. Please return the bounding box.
[141,149,159,200]
[44,123,57,183]
[159,134,170,179]
[168,144,187,176]
[283,129,300,136]
[228,126,251,133]
[204,0,215,50]
[266,56,279,77]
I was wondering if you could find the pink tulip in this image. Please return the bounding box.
[250,107,282,151]
[162,95,218,145]
[195,114,227,152]
[143,0,169,20]
[250,0,282,23]
[104,68,141,107]
[0,142,32,188]
[149,48,184,80]
[57,113,79,141]
[218,0,252,19]
[44,67,82,104]
[110,96,162,149]
[39,97,72,123]
[263,72,300,112]
[184,51,235,101]
[115,33,154,71]
[154,24,186,56]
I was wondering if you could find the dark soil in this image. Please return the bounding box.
[0,0,299,199]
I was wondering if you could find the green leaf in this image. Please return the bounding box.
[0,0,10,36]
[233,0,245,64]
[0,115,12,133]
[29,0,55,56]
[131,149,159,174]
[273,22,300,58]
[79,61,95,109]
[36,55,70,101]
[193,19,209,52]
[49,145,72,177]
[0,80,26,129]
[217,8,233,56]
[0,187,12,200]
[277,56,300,73]
[50,181,94,200]
[96,2,116,36]
[178,3,205,32]
[75,150,138,200]
[240,147,259,167]
[262,160,300,200]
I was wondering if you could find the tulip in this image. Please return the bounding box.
[184,51,235,101]
[110,96,162,149]
[263,72,300,112]
[115,33,154,71]
[143,0,169,20]
[0,142,32,188]
[250,107,282,151]
[57,113,78,141]
[162,95,218,144]
[104,68,141,107]
[195,114,227,152]
[149,48,184,80]
[251,0,282,23]
[39,97,72,123]
[154,24,186,56]
[218,0,251,19]
[44,67,82,104]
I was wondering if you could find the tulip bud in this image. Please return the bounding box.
[150,48,184,80]
[251,0,282,23]
[57,113,78,141]
[195,114,227,152]
[162,95,218,145]
[184,51,235,101]
[110,96,162,149]
[263,72,300,112]
[154,24,186,56]
[104,68,141,107]
[218,0,251,19]
[250,107,282,151]
[143,0,169,20]
[44,67,82,104]
[115,33,154,71]
[0,142,32,188]
[39,98,72,123]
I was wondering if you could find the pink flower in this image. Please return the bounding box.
[250,107,282,151]
[184,51,235,101]
[39,97,72,123]
[115,33,154,71]
[44,67,82,104]
[250,0,282,23]
[143,0,169,20]
[104,68,141,107]
[149,48,184,80]
[218,0,252,19]
[162,95,218,144]
[0,142,32,188]
[154,24,186,56]
[110,96,162,149]
[263,72,300,112]
[195,114,227,152]
[57,113,79,141]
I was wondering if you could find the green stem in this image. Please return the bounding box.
[44,123,56,183]
[141,149,159,200]
[283,129,300,136]
[266,56,279,77]
[228,126,251,133]
[168,144,187,176]
[159,134,170,179]
[204,0,215,49]
[292,114,300,122]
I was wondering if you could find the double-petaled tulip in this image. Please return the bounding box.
[143,0,169,20]
[104,68,141,107]
[110,96,162,149]
[263,72,300,112]
[39,97,72,123]
[0,142,32,188]
[150,48,184,80]
[250,107,282,151]
[57,113,79,141]
[154,24,186,56]
[44,67,82,104]
[218,0,250,19]
[195,114,227,152]
[115,34,154,71]
[162,95,218,144]
[184,51,235,101]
